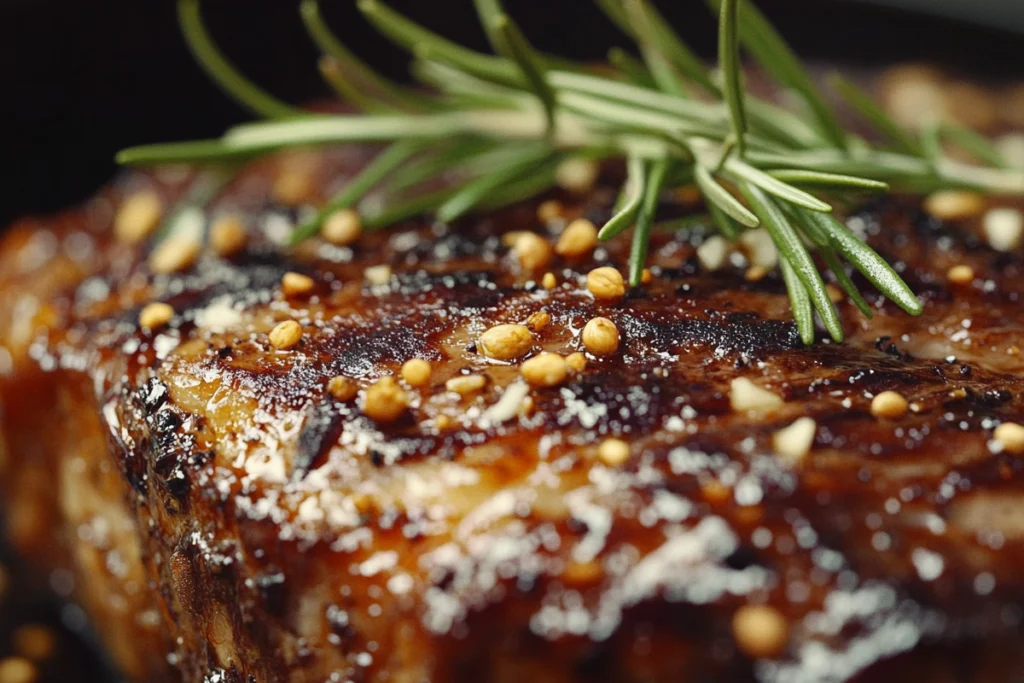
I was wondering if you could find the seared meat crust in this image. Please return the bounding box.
[1,149,1023,683]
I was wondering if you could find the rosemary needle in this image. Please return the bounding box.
[820,245,874,318]
[629,158,670,287]
[695,163,759,228]
[600,155,647,240]
[178,0,301,120]
[301,0,439,113]
[719,0,747,157]
[779,257,815,345]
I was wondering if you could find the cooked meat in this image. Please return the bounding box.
[1,147,1023,683]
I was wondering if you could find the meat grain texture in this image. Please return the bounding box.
[1,149,1023,683]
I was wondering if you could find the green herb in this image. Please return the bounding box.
[178,0,302,120]
[718,0,747,158]
[779,257,814,345]
[599,155,647,240]
[119,0,1024,344]
[629,158,671,286]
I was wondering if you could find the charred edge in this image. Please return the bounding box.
[618,311,802,358]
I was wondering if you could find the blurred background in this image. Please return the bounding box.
[1,0,1022,227]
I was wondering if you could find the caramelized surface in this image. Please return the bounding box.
[1,149,1023,683]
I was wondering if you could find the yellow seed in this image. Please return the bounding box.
[943,80,998,132]
[351,492,376,516]
[401,359,432,387]
[871,390,909,420]
[115,190,163,243]
[478,324,534,361]
[502,231,530,247]
[597,438,630,467]
[641,268,654,285]
[701,480,732,506]
[149,236,200,275]
[0,657,36,683]
[209,214,247,258]
[879,64,945,130]
[327,376,357,402]
[772,417,817,465]
[983,207,1023,252]
[273,164,316,206]
[537,200,564,223]
[268,320,302,350]
[520,396,535,415]
[555,218,598,258]
[739,229,779,269]
[561,560,603,586]
[526,310,551,332]
[586,266,626,302]
[555,157,600,193]
[321,208,362,246]
[582,317,620,355]
[365,265,392,285]
[281,272,315,298]
[12,625,55,662]
[732,604,789,659]
[697,235,730,271]
[997,132,1024,171]
[542,272,557,289]
[947,265,975,285]
[362,376,408,423]
[435,414,453,431]
[446,374,487,395]
[745,265,768,282]
[138,302,174,331]
[923,190,986,221]
[521,352,568,388]
[566,352,587,372]
[513,233,553,271]
[994,422,1024,454]
[730,378,784,413]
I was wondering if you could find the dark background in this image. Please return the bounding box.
[1,0,1022,227]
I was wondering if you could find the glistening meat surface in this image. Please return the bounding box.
[1,150,1023,683]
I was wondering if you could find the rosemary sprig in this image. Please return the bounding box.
[599,155,647,240]
[119,0,1024,344]
[289,139,425,244]
[178,0,302,120]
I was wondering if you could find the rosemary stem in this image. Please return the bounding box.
[629,158,670,286]
[178,0,302,120]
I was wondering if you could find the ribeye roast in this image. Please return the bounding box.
[1,141,1024,683]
